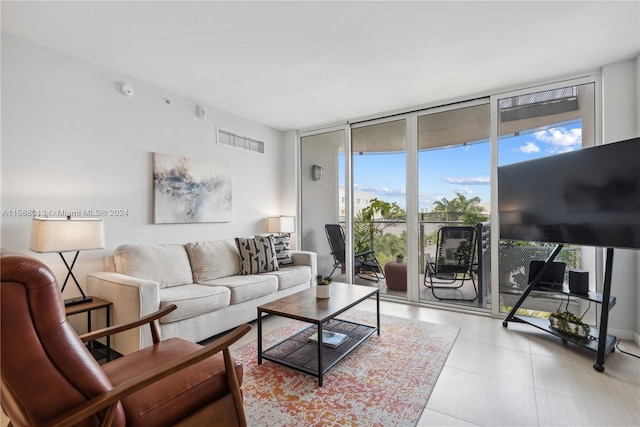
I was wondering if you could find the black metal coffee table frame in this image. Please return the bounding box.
[257,282,379,386]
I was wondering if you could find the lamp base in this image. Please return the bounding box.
[64,296,93,307]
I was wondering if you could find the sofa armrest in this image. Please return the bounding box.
[291,251,318,286]
[87,272,161,355]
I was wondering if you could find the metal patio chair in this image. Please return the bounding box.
[424,226,478,301]
[325,224,385,282]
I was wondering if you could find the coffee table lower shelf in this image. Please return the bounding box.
[260,318,377,385]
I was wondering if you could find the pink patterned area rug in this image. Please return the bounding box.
[235,310,459,426]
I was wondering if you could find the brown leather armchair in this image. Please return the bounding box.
[1,251,251,427]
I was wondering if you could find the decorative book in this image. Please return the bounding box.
[308,330,348,348]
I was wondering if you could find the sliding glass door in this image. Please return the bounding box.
[351,117,408,298]
[416,102,491,309]
[494,79,597,317]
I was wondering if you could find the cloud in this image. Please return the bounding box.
[535,128,582,153]
[448,186,473,195]
[419,193,445,211]
[444,176,490,185]
[354,184,406,198]
[519,142,540,154]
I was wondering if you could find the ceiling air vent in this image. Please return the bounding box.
[217,128,265,154]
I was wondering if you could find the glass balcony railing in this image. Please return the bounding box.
[498,243,580,293]
[340,219,470,274]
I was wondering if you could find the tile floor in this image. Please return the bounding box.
[3,299,638,426]
[333,272,489,310]
[233,298,640,426]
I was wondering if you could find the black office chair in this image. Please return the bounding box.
[424,226,478,301]
[325,224,385,282]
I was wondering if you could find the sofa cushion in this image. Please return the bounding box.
[201,274,278,304]
[186,240,240,282]
[235,236,278,274]
[263,265,312,290]
[158,285,231,324]
[271,233,294,266]
[114,244,192,288]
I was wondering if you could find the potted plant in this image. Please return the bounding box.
[396,254,405,263]
[316,275,332,299]
[549,310,590,338]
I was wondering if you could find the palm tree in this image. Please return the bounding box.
[432,192,486,223]
[431,197,457,221]
[454,193,483,215]
[354,198,405,254]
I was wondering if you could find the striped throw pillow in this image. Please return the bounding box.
[235,236,279,274]
[271,233,294,266]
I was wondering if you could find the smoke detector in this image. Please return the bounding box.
[118,82,134,98]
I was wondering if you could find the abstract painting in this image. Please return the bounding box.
[153,153,232,223]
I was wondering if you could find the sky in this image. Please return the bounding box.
[341,120,583,212]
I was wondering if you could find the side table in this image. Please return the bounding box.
[65,297,114,362]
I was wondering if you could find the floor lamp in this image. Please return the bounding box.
[30,216,105,307]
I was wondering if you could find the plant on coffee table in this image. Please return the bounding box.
[317,275,332,286]
[316,275,332,299]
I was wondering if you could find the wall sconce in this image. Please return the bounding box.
[312,165,323,181]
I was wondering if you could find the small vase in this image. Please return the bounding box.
[316,284,331,299]
[396,257,404,263]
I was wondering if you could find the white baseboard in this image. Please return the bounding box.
[608,327,636,341]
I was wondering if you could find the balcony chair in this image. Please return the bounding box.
[424,226,478,301]
[325,224,385,282]
[0,250,250,427]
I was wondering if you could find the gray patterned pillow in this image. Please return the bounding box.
[235,236,279,274]
[271,233,294,266]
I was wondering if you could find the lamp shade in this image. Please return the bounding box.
[267,216,295,234]
[30,217,105,253]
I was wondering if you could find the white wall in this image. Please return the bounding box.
[601,58,640,340]
[1,34,289,300]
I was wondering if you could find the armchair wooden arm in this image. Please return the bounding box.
[49,323,251,427]
[78,304,177,345]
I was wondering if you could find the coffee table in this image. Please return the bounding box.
[257,282,379,386]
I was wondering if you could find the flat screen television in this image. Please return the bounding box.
[498,136,640,249]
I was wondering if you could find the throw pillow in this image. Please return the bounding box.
[271,233,294,266]
[235,236,279,275]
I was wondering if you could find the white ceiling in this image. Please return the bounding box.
[2,1,639,131]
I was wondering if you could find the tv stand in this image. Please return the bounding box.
[503,245,617,372]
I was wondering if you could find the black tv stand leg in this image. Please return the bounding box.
[593,248,614,372]
[503,244,564,327]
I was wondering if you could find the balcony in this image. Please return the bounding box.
[326,219,581,313]
[328,219,489,309]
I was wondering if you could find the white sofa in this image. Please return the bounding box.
[87,239,317,355]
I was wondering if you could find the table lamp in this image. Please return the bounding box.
[267,216,295,236]
[30,216,105,306]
